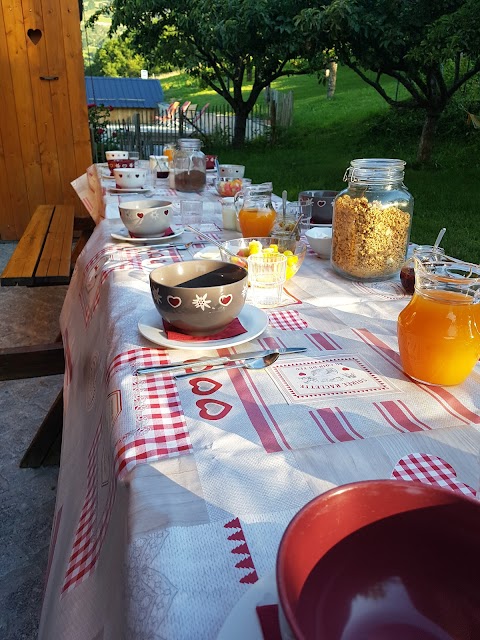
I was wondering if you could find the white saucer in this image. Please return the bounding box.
[138,304,268,350]
[109,187,153,194]
[111,226,184,244]
[217,572,278,640]
[193,245,222,260]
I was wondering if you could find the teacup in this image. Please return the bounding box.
[113,167,148,190]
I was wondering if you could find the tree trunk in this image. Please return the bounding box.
[233,109,249,147]
[417,111,440,164]
[326,61,338,99]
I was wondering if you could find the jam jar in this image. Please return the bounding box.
[331,158,414,281]
[400,245,446,294]
[173,138,206,192]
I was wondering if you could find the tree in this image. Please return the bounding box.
[297,0,480,163]
[85,35,165,77]
[96,0,320,146]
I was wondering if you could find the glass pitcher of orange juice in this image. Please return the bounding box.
[398,258,480,386]
[234,182,276,237]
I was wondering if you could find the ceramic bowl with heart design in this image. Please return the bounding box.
[105,150,129,160]
[299,190,338,224]
[107,158,135,175]
[149,260,248,336]
[118,199,173,237]
[113,167,148,189]
[277,479,480,640]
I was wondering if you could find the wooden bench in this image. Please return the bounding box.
[1,204,94,467]
[1,204,75,286]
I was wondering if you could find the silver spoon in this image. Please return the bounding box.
[184,225,247,267]
[174,352,280,379]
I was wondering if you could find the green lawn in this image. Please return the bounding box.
[161,69,480,263]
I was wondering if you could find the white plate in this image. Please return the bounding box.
[110,226,184,244]
[217,572,278,640]
[193,245,222,260]
[138,304,268,350]
[109,187,153,194]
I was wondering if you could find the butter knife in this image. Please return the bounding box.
[135,347,306,375]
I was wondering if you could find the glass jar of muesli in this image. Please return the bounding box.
[331,159,414,281]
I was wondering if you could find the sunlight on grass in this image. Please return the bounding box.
[160,67,479,262]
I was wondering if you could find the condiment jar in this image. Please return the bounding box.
[400,245,446,294]
[234,182,276,237]
[173,138,206,192]
[331,158,414,281]
[398,258,480,385]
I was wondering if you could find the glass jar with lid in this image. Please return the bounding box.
[173,138,206,192]
[331,158,414,281]
[400,245,446,294]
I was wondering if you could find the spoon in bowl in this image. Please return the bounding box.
[185,225,247,267]
[174,352,280,379]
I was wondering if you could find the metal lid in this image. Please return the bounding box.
[344,158,406,185]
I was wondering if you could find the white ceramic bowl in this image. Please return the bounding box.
[305,226,332,259]
[113,167,148,189]
[119,199,173,237]
[218,164,245,178]
[105,150,129,160]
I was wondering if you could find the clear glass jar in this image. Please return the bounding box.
[173,138,206,192]
[400,245,446,295]
[331,158,414,281]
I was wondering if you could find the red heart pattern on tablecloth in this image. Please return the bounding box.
[189,378,222,396]
[219,294,233,307]
[391,453,476,498]
[197,398,232,420]
[167,295,182,308]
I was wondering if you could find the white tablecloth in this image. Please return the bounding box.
[40,173,480,639]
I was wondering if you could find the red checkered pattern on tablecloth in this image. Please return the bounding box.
[62,421,116,594]
[268,310,308,331]
[391,453,476,498]
[107,348,192,477]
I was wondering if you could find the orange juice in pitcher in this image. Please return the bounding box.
[398,259,480,386]
[234,182,276,238]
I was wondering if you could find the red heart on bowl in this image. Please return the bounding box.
[167,295,182,308]
[219,294,233,306]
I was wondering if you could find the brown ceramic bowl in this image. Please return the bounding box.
[277,480,480,640]
[149,260,248,336]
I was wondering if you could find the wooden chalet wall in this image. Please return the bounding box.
[0,0,92,240]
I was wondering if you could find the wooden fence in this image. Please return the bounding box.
[91,91,294,161]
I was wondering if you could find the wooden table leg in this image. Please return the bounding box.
[20,388,63,468]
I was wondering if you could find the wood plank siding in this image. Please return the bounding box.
[0,0,91,240]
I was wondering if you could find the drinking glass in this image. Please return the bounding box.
[248,252,287,308]
[180,200,204,228]
[129,151,140,165]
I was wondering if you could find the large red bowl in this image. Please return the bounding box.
[277,480,480,640]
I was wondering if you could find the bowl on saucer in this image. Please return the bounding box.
[119,199,173,237]
[113,167,148,189]
[149,260,248,336]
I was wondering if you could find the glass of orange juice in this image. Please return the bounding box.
[234,183,276,237]
[397,258,480,386]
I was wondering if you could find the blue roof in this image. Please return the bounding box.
[85,76,164,108]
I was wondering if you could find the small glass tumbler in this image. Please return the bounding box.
[180,200,204,228]
[129,151,140,165]
[274,201,312,240]
[248,252,287,308]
